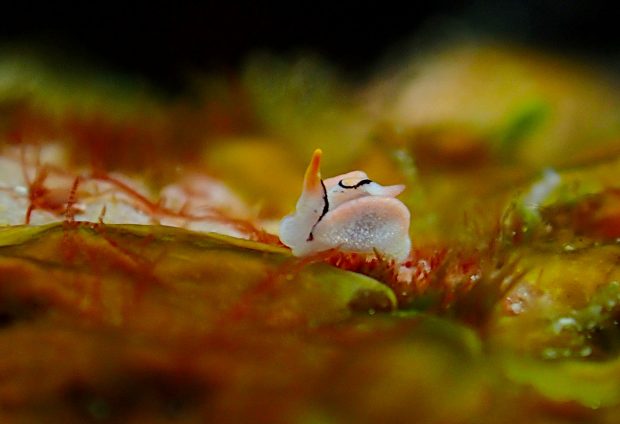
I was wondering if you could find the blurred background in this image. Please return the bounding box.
[2,0,620,232]
[2,1,619,93]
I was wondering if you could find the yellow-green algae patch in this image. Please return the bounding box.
[0,224,396,328]
[501,354,620,409]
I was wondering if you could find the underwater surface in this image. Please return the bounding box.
[2,43,620,422]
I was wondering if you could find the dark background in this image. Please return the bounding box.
[1,1,619,92]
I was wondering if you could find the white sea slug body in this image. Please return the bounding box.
[279,149,412,262]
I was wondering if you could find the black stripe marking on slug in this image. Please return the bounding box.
[338,179,372,189]
[307,179,329,242]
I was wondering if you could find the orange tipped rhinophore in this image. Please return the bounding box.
[303,148,322,193]
[279,149,412,262]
